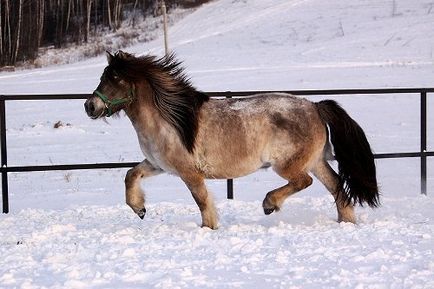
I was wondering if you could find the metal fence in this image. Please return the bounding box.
[1,88,433,213]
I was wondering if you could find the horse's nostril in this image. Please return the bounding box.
[89,102,95,113]
[85,100,97,117]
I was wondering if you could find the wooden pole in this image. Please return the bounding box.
[162,0,169,56]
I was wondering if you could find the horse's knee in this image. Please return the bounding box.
[125,168,141,181]
[123,161,162,220]
[125,168,142,186]
[125,171,145,209]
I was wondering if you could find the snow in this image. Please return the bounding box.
[1,200,434,288]
[1,0,434,288]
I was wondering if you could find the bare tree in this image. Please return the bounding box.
[38,0,45,48]
[5,0,12,62]
[0,1,3,57]
[85,0,93,42]
[13,0,23,64]
[65,0,72,33]
[114,0,122,30]
[107,0,113,29]
[1,0,206,67]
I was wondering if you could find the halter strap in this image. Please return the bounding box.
[93,88,134,117]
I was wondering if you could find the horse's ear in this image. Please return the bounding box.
[106,51,114,64]
[117,50,128,59]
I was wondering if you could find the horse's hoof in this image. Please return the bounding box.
[137,208,146,219]
[202,224,218,230]
[263,207,275,215]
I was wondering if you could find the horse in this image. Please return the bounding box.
[84,51,379,229]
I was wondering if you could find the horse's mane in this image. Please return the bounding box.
[107,51,209,153]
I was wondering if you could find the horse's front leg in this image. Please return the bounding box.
[182,174,218,229]
[125,159,162,219]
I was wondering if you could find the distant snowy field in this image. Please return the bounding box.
[1,0,434,288]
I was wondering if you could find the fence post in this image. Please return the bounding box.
[421,91,427,195]
[161,0,169,56]
[226,91,234,199]
[227,179,233,200]
[0,97,9,213]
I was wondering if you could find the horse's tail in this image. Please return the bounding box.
[316,100,379,207]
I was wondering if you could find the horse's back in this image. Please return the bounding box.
[194,93,327,179]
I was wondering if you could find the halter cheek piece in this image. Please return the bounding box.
[93,87,134,117]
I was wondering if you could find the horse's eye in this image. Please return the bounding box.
[110,71,122,82]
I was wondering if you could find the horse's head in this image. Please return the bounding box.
[85,51,134,119]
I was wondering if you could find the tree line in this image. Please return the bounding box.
[0,0,206,67]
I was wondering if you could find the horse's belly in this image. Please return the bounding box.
[203,165,262,179]
[197,150,266,179]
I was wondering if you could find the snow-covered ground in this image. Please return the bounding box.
[1,0,434,288]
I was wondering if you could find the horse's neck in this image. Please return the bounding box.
[124,82,172,141]
[125,92,184,170]
[125,98,160,135]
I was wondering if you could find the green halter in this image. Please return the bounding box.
[93,88,134,117]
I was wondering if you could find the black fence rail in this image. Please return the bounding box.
[1,88,433,214]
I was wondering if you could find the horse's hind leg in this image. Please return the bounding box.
[125,160,162,219]
[312,160,356,223]
[262,171,313,215]
[182,173,218,229]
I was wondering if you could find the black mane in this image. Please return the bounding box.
[107,51,209,153]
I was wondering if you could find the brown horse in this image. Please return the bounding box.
[85,51,379,229]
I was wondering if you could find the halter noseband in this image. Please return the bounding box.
[93,87,134,117]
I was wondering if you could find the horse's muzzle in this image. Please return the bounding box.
[84,97,105,119]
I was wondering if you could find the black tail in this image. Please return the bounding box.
[316,100,379,207]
